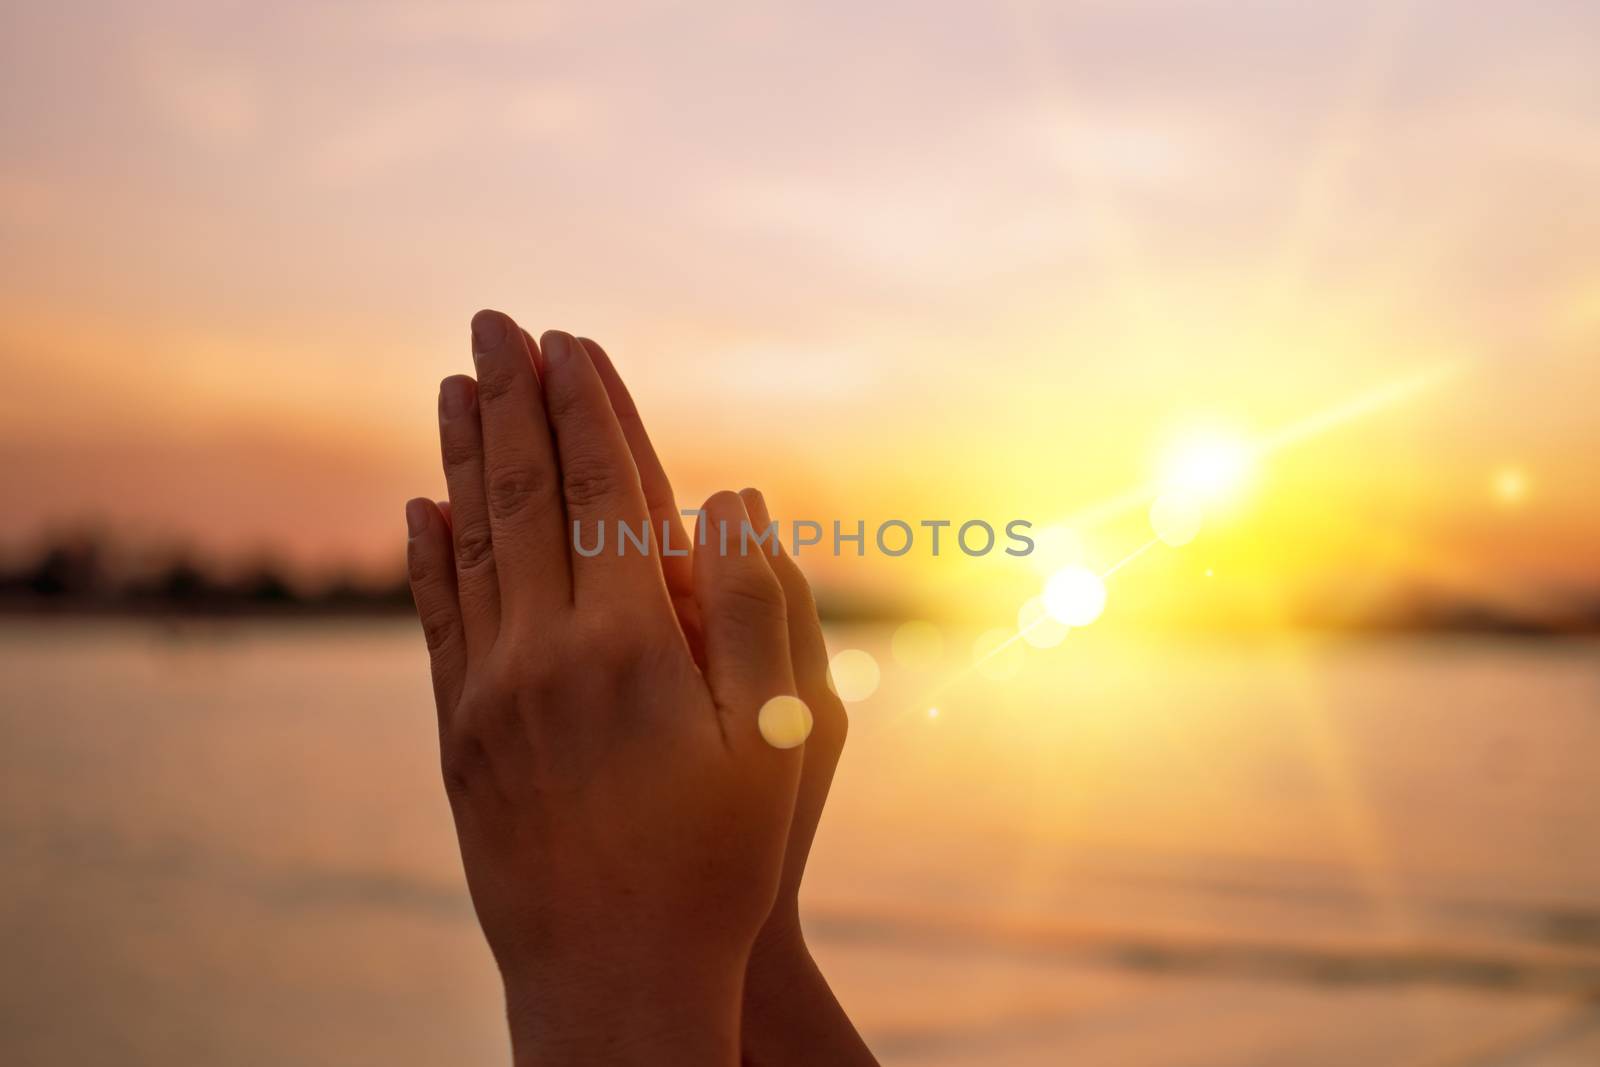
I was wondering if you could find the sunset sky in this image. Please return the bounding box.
[2,1,1596,621]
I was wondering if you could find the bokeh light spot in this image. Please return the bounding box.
[1044,566,1107,627]
[1017,595,1069,648]
[972,628,1024,681]
[828,649,881,702]
[758,695,813,749]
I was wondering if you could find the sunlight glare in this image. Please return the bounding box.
[1149,491,1205,547]
[1492,465,1528,507]
[1018,595,1069,647]
[1043,566,1107,627]
[1027,524,1085,576]
[1160,432,1255,503]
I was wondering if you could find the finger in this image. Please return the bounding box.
[580,337,694,600]
[739,489,833,708]
[470,309,569,616]
[437,374,498,657]
[539,329,664,609]
[694,491,797,745]
[741,488,846,876]
[518,327,546,378]
[581,336,705,664]
[406,497,467,714]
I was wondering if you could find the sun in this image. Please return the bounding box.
[1146,429,1258,547]
[1043,566,1107,627]
[1160,431,1256,503]
[1491,465,1528,507]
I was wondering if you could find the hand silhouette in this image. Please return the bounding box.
[404,310,872,1065]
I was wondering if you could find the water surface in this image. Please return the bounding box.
[2,621,1596,1065]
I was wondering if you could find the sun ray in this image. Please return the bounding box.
[1257,362,1458,453]
[1040,360,1462,538]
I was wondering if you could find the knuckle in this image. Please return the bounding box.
[486,464,550,519]
[438,704,492,791]
[417,605,458,655]
[406,546,434,585]
[453,523,496,573]
[719,563,787,624]
[473,366,518,406]
[449,673,513,730]
[439,434,480,472]
[561,459,618,512]
[439,730,486,799]
[545,377,585,421]
[487,642,556,700]
[491,613,536,656]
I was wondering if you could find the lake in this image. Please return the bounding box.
[2,621,1597,1065]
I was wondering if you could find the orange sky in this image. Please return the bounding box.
[1,2,1596,616]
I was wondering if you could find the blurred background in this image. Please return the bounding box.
[2,2,1597,1064]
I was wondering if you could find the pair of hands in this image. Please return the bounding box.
[404,310,874,1065]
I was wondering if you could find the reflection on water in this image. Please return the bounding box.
[1,621,1597,1066]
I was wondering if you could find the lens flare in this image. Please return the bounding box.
[972,628,1024,680]
[1017,595,1069,647]
[1149,491,1205,547]
[828,649,881,702]
[1043,566,1107,627]
[757,695,813,749]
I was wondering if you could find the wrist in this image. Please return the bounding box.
[504,951,745,1067]
[742,902,878,1066]
[743,902,825,1029]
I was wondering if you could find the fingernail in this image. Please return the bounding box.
[439,376,471,417]
[471,309,506,353]
[542,330,570,365]
[405,499,428,537]
[742,488,771,526]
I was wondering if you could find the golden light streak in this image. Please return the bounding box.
[902,360,1464,721]
[1256,362,1458,453]
[1044,361,1461,537]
